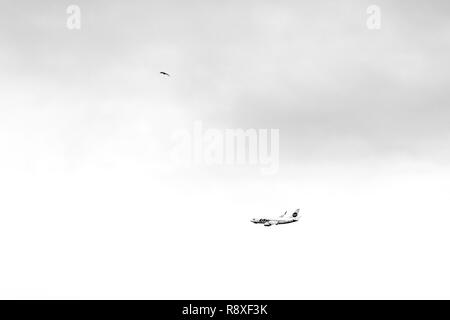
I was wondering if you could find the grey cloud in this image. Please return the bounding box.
[1,0,449,166]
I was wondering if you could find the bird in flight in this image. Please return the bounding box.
[160,72,170,77]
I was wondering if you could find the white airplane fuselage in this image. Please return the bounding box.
[251,209,301,226]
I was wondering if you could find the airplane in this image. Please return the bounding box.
[251,209,301,226]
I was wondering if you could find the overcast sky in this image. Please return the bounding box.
[1,0,450,299]
[2,1,450,164]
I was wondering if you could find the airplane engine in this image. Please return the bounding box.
[264,221,277,226]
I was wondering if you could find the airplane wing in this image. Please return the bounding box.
[279,211,287,218]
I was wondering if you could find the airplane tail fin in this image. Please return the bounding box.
[291,209,301,219]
